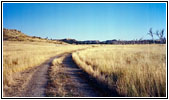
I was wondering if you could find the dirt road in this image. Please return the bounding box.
[7,52,99,97]
[18,56,59,97]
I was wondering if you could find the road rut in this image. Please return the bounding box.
[18,56,59,97]
[61,54,99,97]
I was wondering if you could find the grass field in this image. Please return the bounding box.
[3,41,90,88]
[72,44,166,97]
[3,40,166,97]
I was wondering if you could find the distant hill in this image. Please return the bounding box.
[3,28,66,44]
[3,28,28,41]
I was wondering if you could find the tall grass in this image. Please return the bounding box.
[3,41,90,87]
[72,44,166,97]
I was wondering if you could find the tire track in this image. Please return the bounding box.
[60,54,100,97]
[18,56,59,97]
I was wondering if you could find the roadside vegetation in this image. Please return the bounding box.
[72,44,166,97]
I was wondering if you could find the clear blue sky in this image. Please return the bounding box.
[3,3,166,41]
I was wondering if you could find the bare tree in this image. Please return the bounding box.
[160,29,165,40]
[148,28,154,43]
[156,29,165,43]
[156,30,159,36]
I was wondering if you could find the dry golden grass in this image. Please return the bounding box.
[46,55,82,97]
[72,44,166,97]
[47,55,68,96]
[3,41,90,88]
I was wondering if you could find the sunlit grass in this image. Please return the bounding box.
[72,44,166,97]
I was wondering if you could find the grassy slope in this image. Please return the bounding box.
[3,28,65,44]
